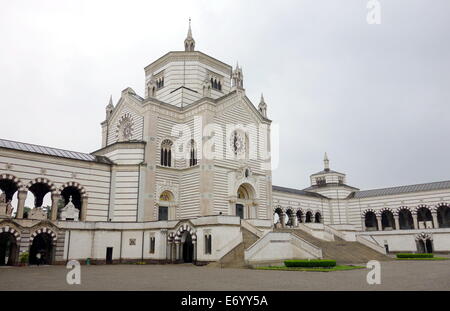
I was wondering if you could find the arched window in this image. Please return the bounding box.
[399,208,414,230]
[189,139,197,167]
[158,190,173,221]
[286,209,293,226]
[437,205,450,228]
[364,211,378,231]
[314,212,321,223]
[296,210,303,223]
[305,211,313,223]
[381,210,395,230]
[160,139,173,167]
[417,206,433,229]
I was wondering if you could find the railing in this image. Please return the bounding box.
[241,219,264,238]
[324,225,355,241]
[289,233,323,258]
[356,235,386,254]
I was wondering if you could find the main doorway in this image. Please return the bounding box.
[182,232,193,263]
[235,204,244,219]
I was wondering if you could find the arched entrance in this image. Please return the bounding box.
[416,233,433,253]
[181,231,194,263]
[0,232,18,266]
[236,183,255,219]
[29,233,54,265]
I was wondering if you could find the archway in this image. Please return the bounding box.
[364,211,378,231]
[285,209,294,226]
[305,211,313,223]
[381,210,395,230]
[181,231,193,263]
[29,233,54,265]
[417,206,433,229]
[273,207,282,225]
[236,183,255,219]
[296,210,303,223]
[399,209,414,229]
[0,232,18,266]
[0,175,21,216]
[437,205,450,228]
[314,212,322,223]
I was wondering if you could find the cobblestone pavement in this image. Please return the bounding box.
[0,260,449,291]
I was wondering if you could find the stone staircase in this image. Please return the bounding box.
[275,228,390,264]
[210,227,259,268]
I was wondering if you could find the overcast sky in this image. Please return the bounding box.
[1,0,449,192]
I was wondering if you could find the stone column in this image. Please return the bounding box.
[81,196,88,221]
[377,217,383,231]
[292,215,298,227]
[301,214,306,224]
[51,193,60,221]
[394,214,400,230]
[175,241,180,262]
[16,190,27,219]
[280,212,286,228]
[192,240,197,263]
[412,213,418,229]
[361,217,366,231]
[167,241,173,262]
[432,211,439,229]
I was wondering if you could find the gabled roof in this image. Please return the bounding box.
[272,185,327,199]
[348,180,450,199]
[0,138,112,164]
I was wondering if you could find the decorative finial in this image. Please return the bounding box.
[184,18,195,51]
[69,195,73,203]
[258,93,267,117]
[106,95,114,119]
[324,152,330,171]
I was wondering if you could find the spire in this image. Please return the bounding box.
[232,62,244,88]
[105,95,114,120]
[324,152,330,171]
[184,18,195,52]
[258,93,267,118]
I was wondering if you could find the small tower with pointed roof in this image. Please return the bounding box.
[184,18,195,52]
[232,62,244,89]
[105,95,114,120]
[258,93,267,117]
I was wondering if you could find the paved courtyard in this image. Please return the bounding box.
[0,260,449,291]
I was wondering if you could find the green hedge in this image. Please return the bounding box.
[396,253,434,258]
[284,259,337,268]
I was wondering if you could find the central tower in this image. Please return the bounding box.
[144,20,233,107]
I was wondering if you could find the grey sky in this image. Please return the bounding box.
[1,0,449,192]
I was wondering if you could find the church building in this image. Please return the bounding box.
[0,22,449,266]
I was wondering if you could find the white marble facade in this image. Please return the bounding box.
[0,23,449,265]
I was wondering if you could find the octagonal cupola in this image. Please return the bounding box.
[302,153,359,199]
